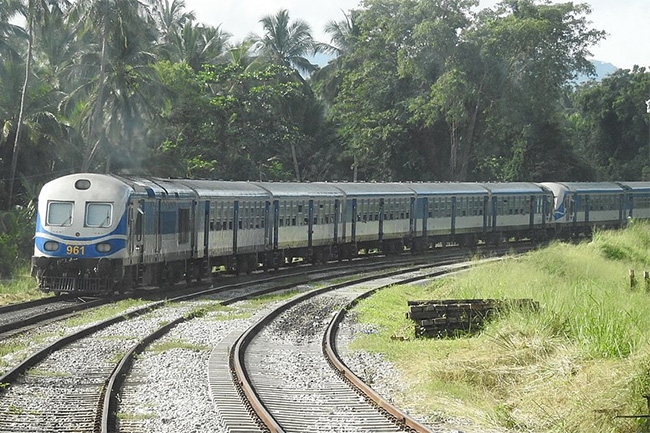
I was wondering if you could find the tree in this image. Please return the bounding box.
[467,0,604,180]
[250,9,319,75]
[331,0,477,181]
[66,0,160,172]
[571,67,650,180]
[312,9,360,105]
[153,62,331,181]
[330,0,604,182]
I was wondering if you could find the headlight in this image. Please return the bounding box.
[96,243,111,253]
[44,241,59,251]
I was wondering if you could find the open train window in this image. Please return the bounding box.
[47,201,74,226]
[85,203,112,227]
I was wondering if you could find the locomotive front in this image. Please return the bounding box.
[31,174,131,295]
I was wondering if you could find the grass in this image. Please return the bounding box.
[62,298,150,327]
[350,220,650,433]
[0,267,47,305]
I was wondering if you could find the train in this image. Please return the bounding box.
[30,173,650,295]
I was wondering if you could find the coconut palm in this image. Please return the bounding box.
[174,22,231,71]
[312,10,360,104]
[250,9,319,75]
[7,0,73,207]
[151,0,195,60]
[0,0,26,60]
[66,0,160,172]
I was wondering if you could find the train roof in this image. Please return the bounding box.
[478,182,548,195]
[174,179,269,199]
[328,182,415,196]
[616,181,650,192]
[254,182,344,198]
[405,182,488,195]
[539,182,624,194]
[41,173,133,199]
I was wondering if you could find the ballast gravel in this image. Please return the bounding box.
[0,296,498,433]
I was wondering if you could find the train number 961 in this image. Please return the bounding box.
[66,245,85,255]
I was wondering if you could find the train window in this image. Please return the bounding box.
[85,203,112,227]
[47,201,74,226]
[178,208,190,244]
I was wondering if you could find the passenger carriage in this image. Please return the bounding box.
[407,183,489,249]
[32,173,650,296]
[328,183,416,256]
[616,181,650,220]
[480,183,553,242]
[539,182,627,236]
[256,182,344,266]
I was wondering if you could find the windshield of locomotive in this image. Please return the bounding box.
[85,202,113,227]
[47,201,73,226]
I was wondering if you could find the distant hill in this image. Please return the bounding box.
[575,60,618,83]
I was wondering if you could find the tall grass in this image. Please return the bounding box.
[350,221,650,433]
[0,266,45,304]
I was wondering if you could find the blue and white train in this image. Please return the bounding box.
[31,173,650,295]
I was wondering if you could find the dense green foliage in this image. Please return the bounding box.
[1,0,650,276]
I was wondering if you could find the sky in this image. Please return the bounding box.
[182,0,649,71]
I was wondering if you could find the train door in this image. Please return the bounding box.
[450,196,457,236]
[232,200,239,254]
[378,198,385,244]
[155,200,162,258]
[132,199,145,265]
[409,197,417,240]
[308,199,314,248]
[264,200,272,251]
[619,193,625,223]
[421,197,429,240]
[203,201,210,258]
[334,199,340,245]
[482,195,489,235]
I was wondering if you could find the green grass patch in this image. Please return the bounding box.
[62,298,150,327]
[116,412,157,420]
[149,338,209,353]
[350,221,650,433]
[245,289,303,307]
[0,267,48,305]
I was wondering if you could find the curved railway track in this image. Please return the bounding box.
[227,261,480,433]
[0,244,531,432]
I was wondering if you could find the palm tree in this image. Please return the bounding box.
[0,0,26,60]
[151,0,195,60]
[67,0,160,172]
[250,9,319,75]
[175,22,231,72]
[322,10,359,57]
[312,10,359,105]
[249,9,324,182]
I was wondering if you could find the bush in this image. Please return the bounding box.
[0,205,36,279]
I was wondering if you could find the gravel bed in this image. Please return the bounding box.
[1,290,500,433]
[116,299,273,433]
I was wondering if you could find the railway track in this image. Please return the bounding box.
[226,260,481,433]
[0,244,481,339]
[0,244,530,432]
